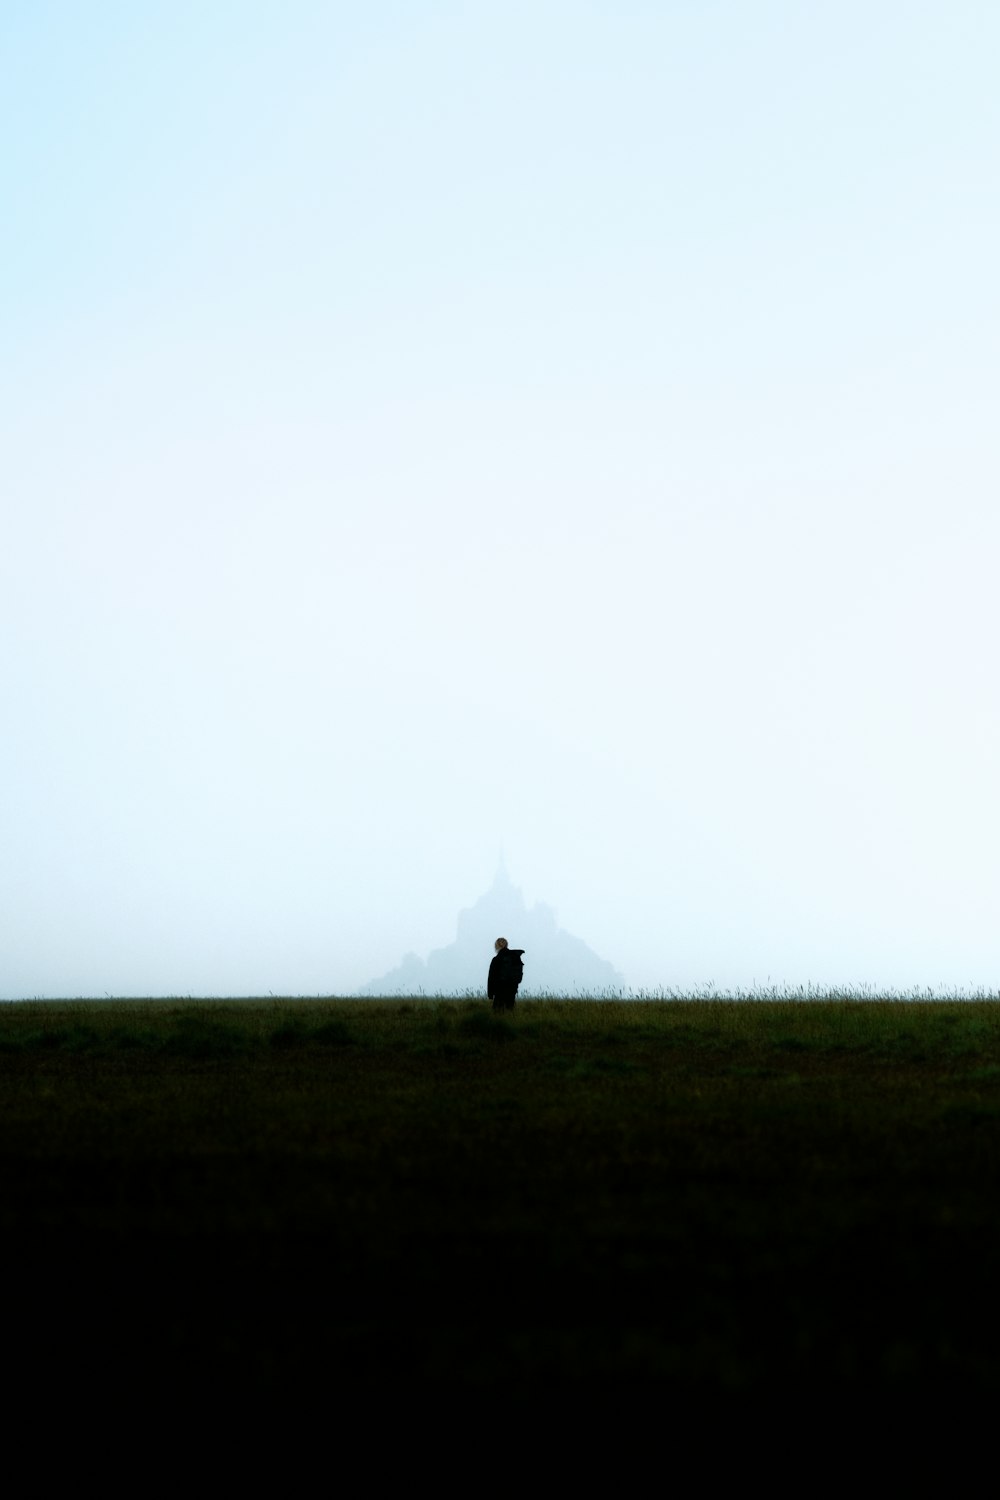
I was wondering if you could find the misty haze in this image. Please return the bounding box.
[3,3,999,998]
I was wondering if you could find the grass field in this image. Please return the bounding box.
[4,995,1000,1391]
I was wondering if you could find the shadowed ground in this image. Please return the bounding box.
[4,997,1000,1391]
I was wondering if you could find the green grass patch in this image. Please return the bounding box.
[5,995,1000,1391]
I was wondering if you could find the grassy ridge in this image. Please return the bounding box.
[4,997,1000,1389]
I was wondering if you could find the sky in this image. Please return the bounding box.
[3,0,999,997]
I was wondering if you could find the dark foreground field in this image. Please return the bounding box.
[4,996,1000,1391]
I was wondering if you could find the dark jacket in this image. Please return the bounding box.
[488,948,525,1000]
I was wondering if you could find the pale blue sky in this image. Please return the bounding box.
[3,2,999,995]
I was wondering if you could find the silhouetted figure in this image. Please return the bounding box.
[488,937,524,1013]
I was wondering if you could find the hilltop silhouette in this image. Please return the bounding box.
[363,861,624,996]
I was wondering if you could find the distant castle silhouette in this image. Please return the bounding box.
[363,860,625,996]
